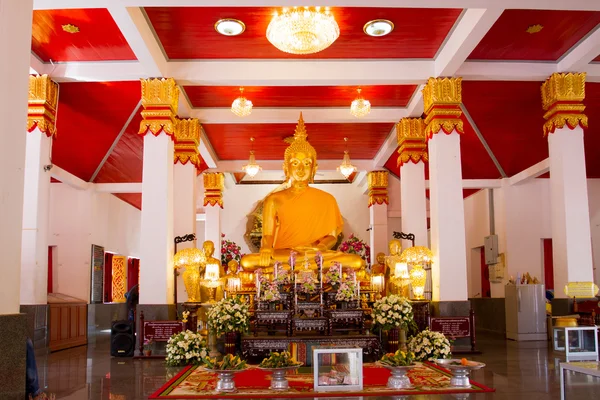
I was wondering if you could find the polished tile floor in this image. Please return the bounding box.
[35,333,599,400]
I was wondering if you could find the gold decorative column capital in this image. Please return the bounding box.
[174,118,204,170]
[541,72,587,136]
[27,75,58,137]
[367,170,389,207]
[422,77,463,138]
[203,172,224,208]
[397,118,428,167]
[139,78,179,137]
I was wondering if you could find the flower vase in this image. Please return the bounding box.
[224,331,238,355]
[399,329,408,352]
[387,328,399,353]
[340,301,348,310]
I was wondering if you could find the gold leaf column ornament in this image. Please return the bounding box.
[139,78,179,137]
[367,170,389,207]
[422,77,463,139]
[397,118,428,167]
[174,118,204,170]
[541,72,587,136]
[203,172,224,208]
[28,75,59,137]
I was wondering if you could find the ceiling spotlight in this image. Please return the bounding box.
[215,19,246,36]
[363,19,394,37]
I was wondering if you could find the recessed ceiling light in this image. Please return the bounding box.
[215,19,246,36]
[363,19,394,37]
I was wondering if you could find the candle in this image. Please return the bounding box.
[205,263,219,281]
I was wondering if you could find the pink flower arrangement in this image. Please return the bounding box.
[338,234,371,266]
[220,234,244,266]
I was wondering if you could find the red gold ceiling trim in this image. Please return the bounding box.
[139,78,179,137]
[367,170,389,207]
[27,75,58,137]
[541,72,587,136]
[397,118,428,167]
[203,172,224,208]
[174,118,204,170]
[422,77,463,138]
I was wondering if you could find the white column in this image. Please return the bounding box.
[20,128,52,304]
[0,0,34,314]
[429,131,468,301]
[400,162,428,248]
[139,134,175,304]
[173,162,197,302]
[205,206,222,249]
[548,126,594,297]
[369,203,388,265]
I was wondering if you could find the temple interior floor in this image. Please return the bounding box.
[35,332,599,400]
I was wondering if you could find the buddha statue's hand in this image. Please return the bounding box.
[258,248,273,267]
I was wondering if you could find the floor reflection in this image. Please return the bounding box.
[35,332,599,400]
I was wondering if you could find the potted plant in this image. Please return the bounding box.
[207,296,250,354]
[143,339,153,356]
[201,354,248,392]
[408,329,452,362]
[165,330,209,366]
[378,350,418,389]
[257,351,303,390]
[372,295,416,352]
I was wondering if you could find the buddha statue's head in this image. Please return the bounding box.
[202,240,215,257]
[283,113,317,184]
[376,252,386,265]
[388,239,401,256]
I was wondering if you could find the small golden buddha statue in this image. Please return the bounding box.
[385,239,403,294]
[202,240,225,278]
[241,114,365,272]
[371,252,386,275]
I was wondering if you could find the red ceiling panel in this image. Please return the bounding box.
[593,55,600,62]
[203,122,393,160]
[94,106,144,184]
[32,9,137,62]
[52,81,141,182]
[113,193,142,210]
[468,10,600,61]
[583,83,600,178]
[145,7,461,59]
[462,81,548,177]
[184,85,417,108]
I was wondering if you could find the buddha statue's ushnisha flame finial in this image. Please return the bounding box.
[284,112,317,164]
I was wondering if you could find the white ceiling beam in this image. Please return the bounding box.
[50,166,92,190]
[558,26,600,72]
[191,107,406,124]
[425,179,502,189]
[30,54,47,75]
[95,183,143,193]
[372,84,424,168]
[33,0,600,11]
[584,64,600,82]
[107,6,167,78]
[458,61,558,81]
[508,158,549,186]
[215,159,374,172]
[199,126,218,169]
[435,8,504,77]
[169,60,434,86]
[45,61,148,82]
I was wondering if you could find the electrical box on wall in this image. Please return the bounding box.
[484,235,498,265]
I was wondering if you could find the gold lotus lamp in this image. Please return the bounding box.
[174,248,206,303]
[371,274,384,299]
[202,263,222,303]
[337,137,357,178]
[401,246,433,300]
[231,87,253,117]
[266,6,340,55]
[350,88,371,118]
[242,137,262,177]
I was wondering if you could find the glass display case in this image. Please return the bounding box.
[313,347,363,392]
[553,326,598,362]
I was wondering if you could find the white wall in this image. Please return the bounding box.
[587,179,600,287]
[216,182,371,256]
[48,184,141,302]
[464,189,490,298]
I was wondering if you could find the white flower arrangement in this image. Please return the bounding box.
[372,295,415,330]
[165,330,208,366]
[207,296,250,337]
[408,329,452,362]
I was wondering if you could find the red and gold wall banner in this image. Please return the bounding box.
[367,170,389,207]
[174,118,204,170]
[139,78,179,137]
[28,75,58,137]
[203,172,224,208]
[541,72,587,136]
[111,255,127,303]
[422,77,463,139]
[397,118,428,167]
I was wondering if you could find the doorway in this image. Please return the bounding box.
[542,238,554,291]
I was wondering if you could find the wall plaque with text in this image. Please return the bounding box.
[430,317,471,338]
[564,282,600,298]
[143,321,184,342]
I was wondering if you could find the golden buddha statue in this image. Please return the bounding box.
[372,252,386,275]
[201,240,225,278]
[241,114,365,272]
[385,239,403,294]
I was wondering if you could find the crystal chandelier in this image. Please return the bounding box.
[231,87,253,117]
[338,137,357,178]
[350,88,371,118]
[266,6,340,55]
[242,137,262,178]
